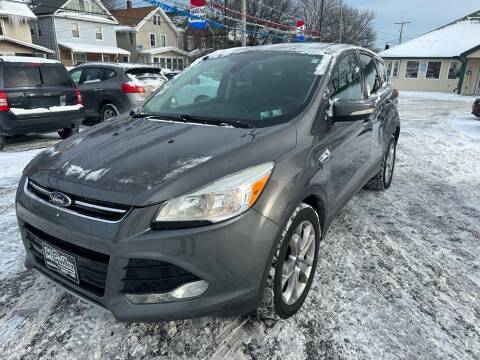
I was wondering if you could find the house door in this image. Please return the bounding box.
[476,69,480,95]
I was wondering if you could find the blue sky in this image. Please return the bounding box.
[345,0,479,49]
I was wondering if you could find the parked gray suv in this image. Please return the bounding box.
[17,43,400,321]
[69,63,167,121]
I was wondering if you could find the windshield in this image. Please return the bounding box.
[142,52,322,127]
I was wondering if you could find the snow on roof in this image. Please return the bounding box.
[0,0,36,20]
[0,36,54,54]
[55,11,117,24]
[59,42,130,55]
[379,16,480,58]
[141,46,188,56]
[0,56,60,64]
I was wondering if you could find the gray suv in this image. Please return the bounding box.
[69,63,167,121]
[17,43,400,321]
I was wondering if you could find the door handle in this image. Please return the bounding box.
[318,149,331,165]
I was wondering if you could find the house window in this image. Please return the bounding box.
[153,15,160,26]
[201,37,206,49]
[448,62,461,79]
[79,0,85,11]
[166,58,172,69]
[0,20,4,36]
[74,52,86,64]
[173,58,177,70]
[160,58,166,68]
[426,61,442,79]
[187,36,194,51]
[128,32,134,45]
[102,54,110,62]
[121,55,129,63]
[178,58,184,70]
[95,26,103,40]
[71,22,80,38]
[30,22,42,37]
[150,33,156,47]
[405,61,420,79]
[387,60,399,78]
[160,34,166,47]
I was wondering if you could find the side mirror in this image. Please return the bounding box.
[332,99,375,122]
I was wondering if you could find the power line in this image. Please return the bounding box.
[394,20,411,44]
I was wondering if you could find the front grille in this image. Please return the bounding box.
[26,179,130,222]
[24,223,109,297]
[122,259,200,294]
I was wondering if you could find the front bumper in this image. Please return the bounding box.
[15,176,280,321]
[0,109,84,136]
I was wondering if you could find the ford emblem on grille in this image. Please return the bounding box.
[49,191,72,207]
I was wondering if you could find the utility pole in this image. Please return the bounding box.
[318,0,325,41]
[339,0,343,43]
[241,0,247,46]
[224,0,228,48]
[394,21,411,44]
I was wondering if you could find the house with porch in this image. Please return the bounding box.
[30,0,129,66]
[379,10,480,95]
[112,2,188,70]
[0,0,53,57]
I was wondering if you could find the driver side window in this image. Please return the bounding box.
[330,53,362,101]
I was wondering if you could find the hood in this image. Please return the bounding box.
[25,114,296,206]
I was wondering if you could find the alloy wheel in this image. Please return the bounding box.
[103,108,117,120]
[281,220,316,305]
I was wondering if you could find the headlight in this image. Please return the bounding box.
[153,162,274,228]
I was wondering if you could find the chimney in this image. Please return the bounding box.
[126,0,132,9]
[384,44,390,50]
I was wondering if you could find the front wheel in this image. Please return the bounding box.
[258,203,321,319]
[58,125,79,139]
[365,134,397,191]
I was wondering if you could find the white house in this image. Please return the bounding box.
[379,10,480,95]
[31,0,129,65]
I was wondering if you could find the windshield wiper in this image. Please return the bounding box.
[141,113,253,129]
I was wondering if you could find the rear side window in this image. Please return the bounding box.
[3,65,41,88]
[359,53,381,96]
[83,68,104,83]
[41,65,73,86]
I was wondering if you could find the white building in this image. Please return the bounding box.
[379,10,480,95]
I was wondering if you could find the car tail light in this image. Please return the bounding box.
[0,91,10,112]
[392,87,399,98]
[75,87,83,106]
[121,82,145,94]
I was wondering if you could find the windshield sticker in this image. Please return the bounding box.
[271,109,282,117]
[260,111,271,119]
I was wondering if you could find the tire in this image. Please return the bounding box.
[100,104,118,121]
[474,112,480,119]
[257,203,321,319]
[58,125,79,139]
[365,134,397,191]
[0,135,5,151]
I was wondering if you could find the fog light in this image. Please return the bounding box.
[124,280,209,304]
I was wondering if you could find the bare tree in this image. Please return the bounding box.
[297,0,376,49]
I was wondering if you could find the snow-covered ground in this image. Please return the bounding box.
[0,92,479,359]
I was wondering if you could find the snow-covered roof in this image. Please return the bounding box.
[0,36,54,53]
[141,46,188,56]
[55,11,117,24]
[0,56,59,63]
[379,12,480,58]
[0,0,36,20]
[59,42,130,55]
